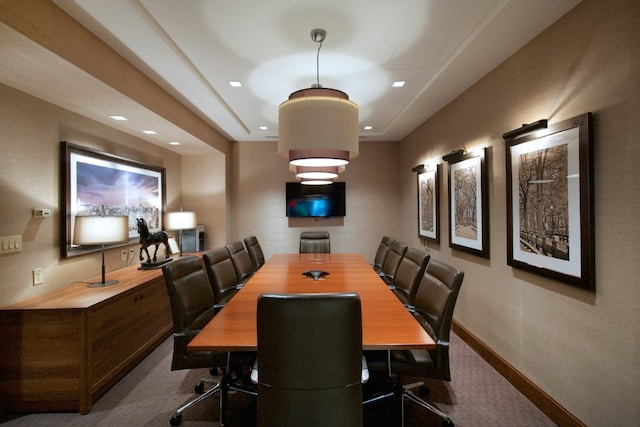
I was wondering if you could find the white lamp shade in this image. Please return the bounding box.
[165,211,197,230]
[73,215,129,245]
[278,88,359,167]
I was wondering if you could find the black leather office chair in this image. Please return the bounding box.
[162,256,228,426]
[299,231,331,253]
[372,235,395,274]
[390,247,430,307]
[379,240,408,285]
[244,235,265,271]
[225,240,255,286]
[387,259,464,426]
[254,293,365,427]
[202,247,240,310]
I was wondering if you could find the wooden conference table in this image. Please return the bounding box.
[188,253,435,352]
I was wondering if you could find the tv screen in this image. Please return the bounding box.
[286,182,346,217]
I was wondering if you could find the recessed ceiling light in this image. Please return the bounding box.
[109,115,128,121]
[228,81,242,87]
[364,125,373,130]
[392,81,406,87]
[169,141,181,146]
[259,126,268,130]
[142,130,157,135]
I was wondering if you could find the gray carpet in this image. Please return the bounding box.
[1,331,555,426]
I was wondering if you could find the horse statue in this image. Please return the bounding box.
[136,218,170,264]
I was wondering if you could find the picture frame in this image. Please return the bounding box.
[167,237,180,256]
[417,164,440,243]
[447,148,489,258]
[505,113,594,291]
[60,142,166,257]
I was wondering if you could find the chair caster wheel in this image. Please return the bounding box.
[442,418,454,426]
[170,413,182,426]
[195,382,205,394]
[210,367,218,376]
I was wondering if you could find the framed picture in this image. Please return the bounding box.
[417,165,440,243]
[447,148,489,258]
[167,237,180,256]
[505,113,594,291]
[61,142,166,257]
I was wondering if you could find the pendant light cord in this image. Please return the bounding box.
[316,39,323,88]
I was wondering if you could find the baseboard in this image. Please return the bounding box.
[452,321,586,427]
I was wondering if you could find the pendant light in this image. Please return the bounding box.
[278,29,359,173]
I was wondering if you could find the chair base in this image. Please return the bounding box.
[170,379,221,426]
[363,377,454,427]
[402,382,454,427]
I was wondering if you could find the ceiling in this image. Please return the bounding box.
[3,0,580,154]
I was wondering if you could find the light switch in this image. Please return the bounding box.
[0,235,22,254]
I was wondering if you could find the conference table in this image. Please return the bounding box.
[188,252,435,352]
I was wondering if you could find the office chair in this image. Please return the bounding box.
[385,259,464,426]
[253,293,366,427]
[379,240,408,286]
[244,235,265,271]
[372,235,395,274]
[162,256,228,426]
[299,231,331,253]
[390,247,430,308]
[225,240,255,286]
[202,247,240,310]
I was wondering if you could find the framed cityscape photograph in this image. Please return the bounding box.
[417,165,440,242]
[505,113,594,291]
[447,148,489,258]
[61,142,166,257]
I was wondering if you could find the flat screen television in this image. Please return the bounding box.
[286,181,346,217]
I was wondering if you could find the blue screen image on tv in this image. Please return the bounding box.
[286,182,346,217]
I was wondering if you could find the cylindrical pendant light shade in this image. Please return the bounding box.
[278,88,359,167]
[73,215,129,245]
[164,211,197,231]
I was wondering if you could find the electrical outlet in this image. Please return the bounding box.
[33,268,44,285]
[121,250,127,261]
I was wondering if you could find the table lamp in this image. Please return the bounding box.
[73,214,129,287]
[164,211,197,256]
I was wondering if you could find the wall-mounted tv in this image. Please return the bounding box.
[286,182,346,217]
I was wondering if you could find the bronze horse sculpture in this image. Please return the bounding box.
[136,218,170,264]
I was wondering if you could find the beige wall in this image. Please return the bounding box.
[0,83,181,305]
[230,139,402,262]
[399,1,639,425]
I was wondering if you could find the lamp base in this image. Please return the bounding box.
[87,279,120,288]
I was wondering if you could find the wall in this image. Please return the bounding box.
[231,140,402,262]
[0,83,182,306]
[398,1,639,425]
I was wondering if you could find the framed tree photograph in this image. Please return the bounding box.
[447,148,489,258]
[61,141,166,257]
[505,113,594,291]
[417,164,440,243]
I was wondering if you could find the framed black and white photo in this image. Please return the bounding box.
[61,142,166,257]
[505,113,594,291]
[417,165,440,243]
[447,148,489,258]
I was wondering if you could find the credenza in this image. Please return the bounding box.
[0,264,172,414]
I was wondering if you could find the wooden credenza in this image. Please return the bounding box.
[0,264,173,414]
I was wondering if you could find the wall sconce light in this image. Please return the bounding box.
[164,211,197,256]
[411,164,425,173]
[502,119,548,140]
[442,149,466,163]
[73,214,129,287]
